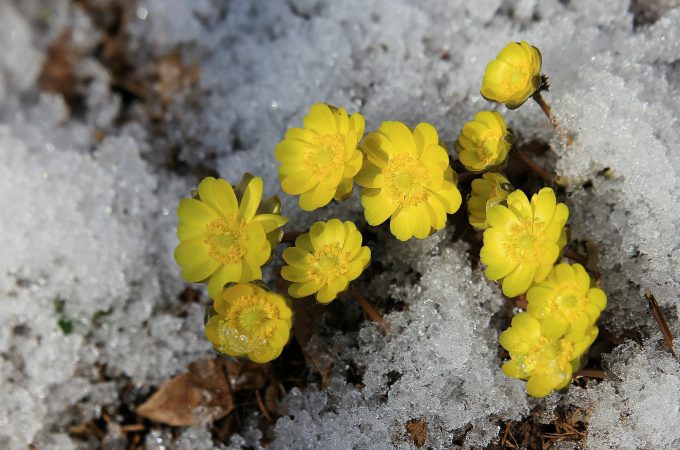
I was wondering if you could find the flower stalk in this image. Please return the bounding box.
[349,286,388,330]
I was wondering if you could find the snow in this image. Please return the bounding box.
[1,0,679,448]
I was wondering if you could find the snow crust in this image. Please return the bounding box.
[1,0,679,448]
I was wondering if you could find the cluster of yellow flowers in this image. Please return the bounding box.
[276,104,462,241]
[499,263,606,397]
[175,105,465,362]
[171,38,606,400]
[474,41,608,397]
[175,174,293,362]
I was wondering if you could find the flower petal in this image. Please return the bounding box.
[347,249,370,280]
[177,198,218,240]
[349,113,365,138]
[174,237,219,282]
[240,258,263,282]
[390,208,413,241]
[430,181,462,214]
[281,171,318,195]
[239,177,263,221]
[362,189,398,226]
[294,233,314,253]
[303,103,336,135]
[411,203,432,239]
[531,188,557,225]
[283,247,311,268]
[288,280,322,298]
[316,275,349,303]
[486,204,520,229]
[198,177,239,216]
[252,213,287,233]
[413,122,439,156]
[355,162,384,188]
[281,265,311,282]
[502,264,536,297]
[380,121,416,155]
[299,182,336,211]
[207,263,242,299]
[484,257,516,281]
[334,177,354,201]
[527,373,559,398]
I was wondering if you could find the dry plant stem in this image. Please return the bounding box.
[644,290,678,359]
[573,368,605,379]
[562,248,587,266]
[532,91,574,145]
[512,147,552,183]
[349,285,388,330]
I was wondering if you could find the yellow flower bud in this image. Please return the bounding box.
[481,41,542,109]
[455,111,513,173]
[467,172,513,229]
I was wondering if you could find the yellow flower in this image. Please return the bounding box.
[281,219,370,303]
[527,263,607,341]
[355,121,462,241]
[274,103,365,211]
[468,172,513,229]
[481,41,542,109]
[174,175,287,298]
[205,283,293,363]
[480,187,568,297]
[455,111,513,172]
[499,312,598,397]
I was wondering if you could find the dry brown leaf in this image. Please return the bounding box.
[38,29,82,109]
[136,358,234,426]
[405,418,428,447]
[155,51,200,106]
[136,358,269,427]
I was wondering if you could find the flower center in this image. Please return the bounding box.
[383,153,429,207]
[516,335,549,374]
[217,294,280,353]
[476,128,503,163]
[503,62,531,96]
[552,284,587,321]
[504,221,548,265]
[205,215,248,264]
[304,134,346,180]
[307,243,350,284]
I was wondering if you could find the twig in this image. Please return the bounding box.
[255,389,273,422]
[532,91,574,145]
[349,286,388,330]
[512,147,552,183]
[500,421,512,447]
[562,248,587,266]
[572,368,605,379]
[644,290,678,359]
